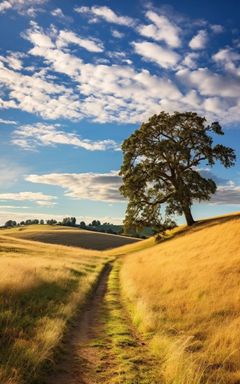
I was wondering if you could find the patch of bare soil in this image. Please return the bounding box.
[44,264,114,384]
[12,231,141,250]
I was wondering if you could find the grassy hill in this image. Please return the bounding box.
[120,212,240,384]
[0,232,107,383]
[2,214,240,383]
[3,224,141,250]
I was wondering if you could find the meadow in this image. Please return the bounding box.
[1,215,240,383]
[0,232,107,384]
[120,213,240,384]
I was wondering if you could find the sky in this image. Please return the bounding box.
[0,0,239,226]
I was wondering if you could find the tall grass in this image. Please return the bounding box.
[120,215,240,384]
[0,234,107,384]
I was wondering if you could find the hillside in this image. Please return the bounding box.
[120,213,240,384]
[3,224,141,250]
[0,233,107,383]
[2,215,240,383]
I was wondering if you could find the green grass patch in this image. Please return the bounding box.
[103,261,162,384]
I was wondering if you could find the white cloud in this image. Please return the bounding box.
[0,192,56,203]
[0,0,48,15]
[26,172,124,202]
[210,24,224,34]
[182,52,199,69]
[0,57,83,120]
[0,52,23,71]
[177,68,240,98]
[0,210,123,226]
[137,10,181,48]
[211,182,240,205]
[27,29,54,48]
[1,21,239,126]
[51,8,69,21]
[56,30,104,53]
[75,6,135,27]
[133,41,180,69]
[203,97,228,113]
[6,54,23,70]
[0,160,26,187]
[213,48,240,76]
[176,67,240,123]
[24,23,181,123]
[0,118,17,124]
[189,30,208,50]
[12,123,119,151]
[0,205,29,209]
[0,1,12,12]
[112,29,124,39]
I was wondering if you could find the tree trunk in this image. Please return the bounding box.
[183,205,195,226]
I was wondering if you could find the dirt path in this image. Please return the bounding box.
[44,263,113,384]
[44,261,162,384]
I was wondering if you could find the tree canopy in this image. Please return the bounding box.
[120,111,236,228]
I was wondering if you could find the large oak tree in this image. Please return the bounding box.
[120,112,236,228]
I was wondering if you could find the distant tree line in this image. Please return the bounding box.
[3,217,124,235]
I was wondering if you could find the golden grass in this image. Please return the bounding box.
[120,213,240,384]
[0,233,107,384]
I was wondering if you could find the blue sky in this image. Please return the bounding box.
[0,0,239,225]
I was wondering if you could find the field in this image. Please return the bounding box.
[0,232,107,384]
[120,213,240,384]
[5,225,141,250]
[1,215,240,384]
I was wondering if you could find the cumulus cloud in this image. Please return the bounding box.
[112,29,124,39]
[176,67,240,123]
[0,192,56,207]
[75,6,135,27]
[26,172,124,202]
[12,123,119,151]
[137,10,181,48]
[189,30,208,50]
[24,23,182,123]
[177,68,240,98]
[133,41,180,69]
[0,0,48,16]
[0,57,83,120]
[56,30,104,52]
[213,48,240,76]
[0,1,11,12]
[50,7,72,22]
[0,52,23,71]
[182,52,199,69]
[0,19,239,125]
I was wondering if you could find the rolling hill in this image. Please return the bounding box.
[3,224,141,250]
[1,214,240,383]
[120,213,240,384]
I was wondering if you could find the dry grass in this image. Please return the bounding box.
[120,213,240,384]
[0,233,107,384]
[5,225,141,250]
